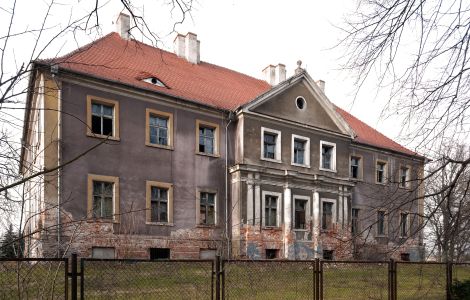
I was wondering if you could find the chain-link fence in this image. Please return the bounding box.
[81,259,213,300]
[0,258,68,299]
[321,261,388,300]
[453,263,470,282]
[223,260,315,299]
[396,262,447,300]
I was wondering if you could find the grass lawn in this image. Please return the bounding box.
[1,260,469,299]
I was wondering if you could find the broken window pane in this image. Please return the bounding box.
[200,192,216,225]
[199,126,215,154]
[91,102,114,136]
[351,156,360,178]
[321,144,334,169]
[150,186,169,223]
[149,115,169,146]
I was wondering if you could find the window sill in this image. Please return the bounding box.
[196,151,220,158]
[291,162,311,168]
[398,186,412,191]
[375,182,387,186]
[260,157,282,164]
[145,143,174,151]
[196,224,217,228]
[262,226,282,231]
[350,177,363,182]
[86,132,120,141]
[87,218,119,224]
[319,167,337,173]
[146,222,174,226]
[293,228,308,232]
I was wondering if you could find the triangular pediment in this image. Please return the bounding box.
[243,72,354,137]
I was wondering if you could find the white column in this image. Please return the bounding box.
[247,173,253,225]
[283,187,292,259]
[254,174,261,226]
[343,188,349,228]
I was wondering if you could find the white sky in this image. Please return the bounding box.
[2,0,410,150]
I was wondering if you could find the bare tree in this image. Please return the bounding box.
[341,0,470,261]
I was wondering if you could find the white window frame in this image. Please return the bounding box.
[319,141,337,172]
[376,160,388,184]
[321,198,336,231]
[293,195,310,231]
[261,191,282,228]
[291,134,310,167]
[261,127,282,163]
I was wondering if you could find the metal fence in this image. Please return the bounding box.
[81,258,214,300]
[0,258,68,299]
[1,256,470,300]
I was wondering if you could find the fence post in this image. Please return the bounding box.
[388,259,397,300]
[446,262,453,300]
[215,255,221,300]
[71,253,78,300]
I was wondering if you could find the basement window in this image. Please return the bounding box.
[323,250,334,260]
[142,77,166,88]
[265,249,279,259]
[150,248,170,260]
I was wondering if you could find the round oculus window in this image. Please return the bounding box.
[296,97,306,110]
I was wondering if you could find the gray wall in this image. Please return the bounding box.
[60,81,227,236]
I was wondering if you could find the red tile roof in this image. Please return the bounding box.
[43,32,419,158]
[334,106,418,156]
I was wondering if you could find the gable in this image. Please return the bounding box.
[248,77,351,135]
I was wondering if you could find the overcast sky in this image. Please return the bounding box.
[3,0,412,148]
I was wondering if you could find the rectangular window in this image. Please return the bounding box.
[150,248,170,260]
[320,141,336,171]
[264,195,278,227]
[196,120,219,156]
[376,161,387,183]
[400,167,410,188]
[150,186,168,223]
[264,133,277,159]
[91,103,114,136]
[350,156,361,179]
[351,208,360,234]
[92,181,114,219]
[200,192,216,225]
[150,115,168,145]
[294,199,307,229]
[293,139,305,164]
[91,247,115,259]
[322,201,333,230]
[377,211,386,236]
[86,96,119,139]
[400,253,410,261]
[199,249,217,260]
[261,127,281,161]
[400,212,409,237]
[87,174,119,222]
[265,249,279,259]
[323,250,334,260]
[146,181,173,224]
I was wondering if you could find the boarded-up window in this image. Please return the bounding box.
[92,247,115,259]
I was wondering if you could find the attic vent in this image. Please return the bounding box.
[142,77,166,88]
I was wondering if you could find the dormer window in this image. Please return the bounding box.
[142,77,166,88]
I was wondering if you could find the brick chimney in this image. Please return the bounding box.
[174,32,201,64]
[262,63,286,85]
[116,13,130,40]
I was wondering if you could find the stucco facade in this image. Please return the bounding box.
[21,25,425,261]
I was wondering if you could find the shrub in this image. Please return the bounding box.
[452,280,470,299]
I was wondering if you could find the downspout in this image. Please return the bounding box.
[225,111,234,258]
